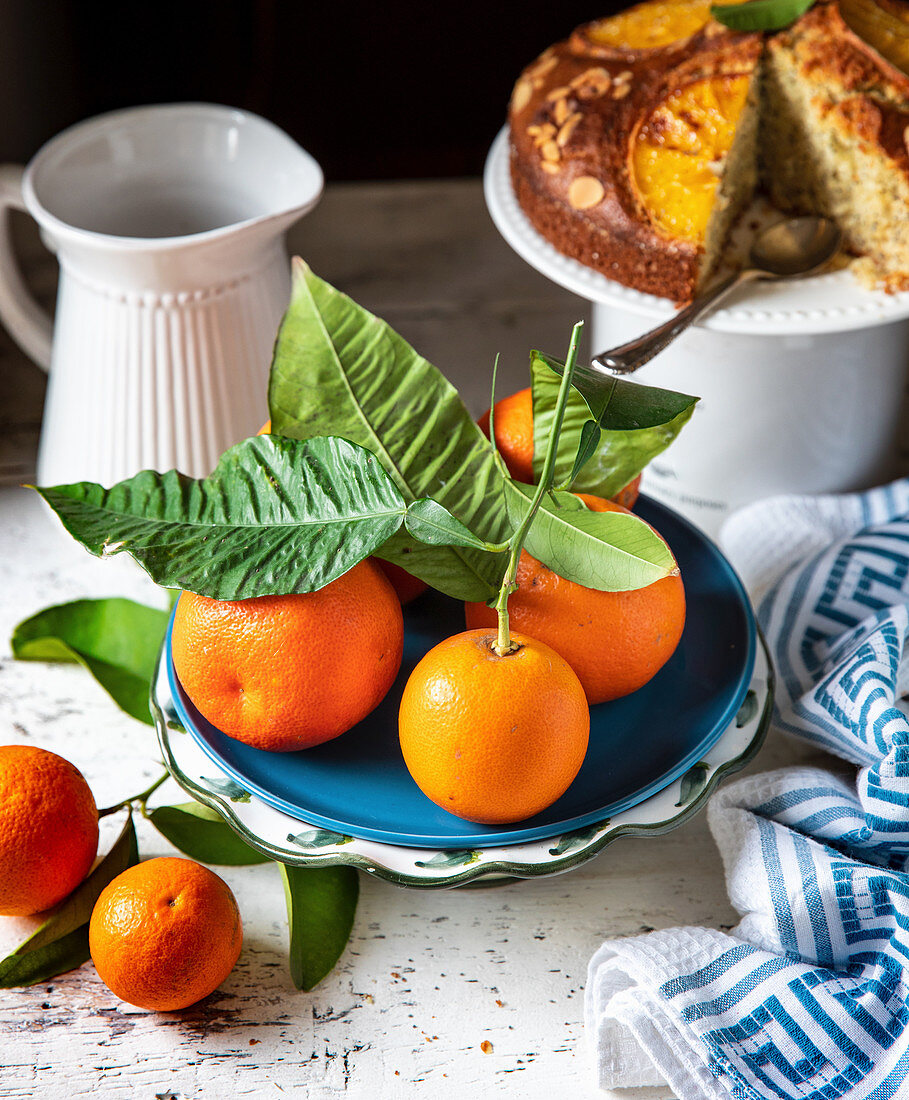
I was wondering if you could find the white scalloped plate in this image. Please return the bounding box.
[484,127,909,336]
[151,633,773,889]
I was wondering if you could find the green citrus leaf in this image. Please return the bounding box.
[279,864,359,992]
[149,803,268,866]
[10,598,168,725]
[710,0,816,31]
[0,813,138,987]
[531,350,697,498]
[504,481,675,591]
[268,260,511,602]
[404,498,501,551]
[35,435,435,599]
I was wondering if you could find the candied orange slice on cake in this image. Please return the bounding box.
[576,0,749,54]
[631,75,752,245]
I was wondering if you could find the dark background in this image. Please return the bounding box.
[0,0,627,179]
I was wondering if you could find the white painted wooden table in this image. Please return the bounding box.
[0,181,837,1099]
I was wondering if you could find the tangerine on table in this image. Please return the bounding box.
[398,629,590,824]
[477,387,641,508]
[465,495,686,705]
[89,857,242,1011]
[0,745,99,916]
[172,559,403,752]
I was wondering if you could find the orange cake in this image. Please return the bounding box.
[508,0,909,302]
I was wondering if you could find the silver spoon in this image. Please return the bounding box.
[590,215,843,376]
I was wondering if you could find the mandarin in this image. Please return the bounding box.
[398,629,589,824]
[0,745,99,916]
[172,560,403,752]
[465,495,685,704]
[376,559,428,605]
[478,387,641,507]
[89,857,242,1011]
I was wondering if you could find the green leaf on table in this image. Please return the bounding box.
[279,864,359,991]
[10,598,168,725]
[268,260,512,602]
[710,0,816,31]
[34,435,488,600]
[531,351,697,499]
[504,482,676,592]
[0,812,138,987]
[149,802,268,866]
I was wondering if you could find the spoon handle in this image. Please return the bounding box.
[591,268,761,375]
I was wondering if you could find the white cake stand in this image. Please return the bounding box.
[484,128,909,534]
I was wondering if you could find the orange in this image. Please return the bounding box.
[0,745,99,916]
[632,75,751,244]
[465,495,686,704]
[477,387,535,484]
[376,559,427,604]
[398,629,589,824]
[172,560,404,752]
[611,473,642,511]
[478,387,641,507]
[89,857,242,1011]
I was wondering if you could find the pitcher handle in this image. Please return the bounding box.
[0,165,53,371]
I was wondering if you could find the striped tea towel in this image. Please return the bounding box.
[586,480,909,1100]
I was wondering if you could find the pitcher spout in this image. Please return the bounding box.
[23,103,322,250]
[22,103,323,290]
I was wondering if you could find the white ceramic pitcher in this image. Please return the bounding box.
[0,103,323,487]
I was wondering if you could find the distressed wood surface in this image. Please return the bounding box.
[0,180,836,1099]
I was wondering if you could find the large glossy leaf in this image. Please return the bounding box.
[149,803,269,865]
[279,864,359,991]
[268,261,511,602]
[34,435,483,600]
[0,813,138,987]
[11,598,168,725]
[504,482,676,591]
[531,351,698,498]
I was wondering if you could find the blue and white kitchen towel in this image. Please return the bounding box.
[586,480,909,1100]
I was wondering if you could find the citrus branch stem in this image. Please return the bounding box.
[98,770,169,818]
[493,321,584,655]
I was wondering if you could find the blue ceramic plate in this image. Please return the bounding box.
[166,496,756,849]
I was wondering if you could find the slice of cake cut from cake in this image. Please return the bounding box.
[762,0,909,291]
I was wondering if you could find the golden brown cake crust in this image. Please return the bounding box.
[508,0,909,302]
